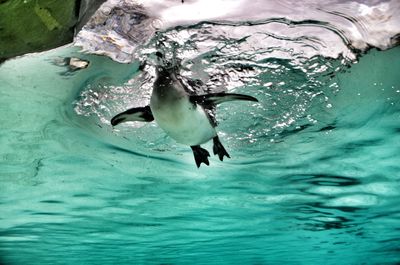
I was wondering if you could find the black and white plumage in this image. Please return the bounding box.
[111,63,258,167]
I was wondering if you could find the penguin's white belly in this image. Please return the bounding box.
[151,99,216,146]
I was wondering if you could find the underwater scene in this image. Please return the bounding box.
[1,0,400,264]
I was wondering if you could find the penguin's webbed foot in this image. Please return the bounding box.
[191,146,210,168]
[213,136,230,161]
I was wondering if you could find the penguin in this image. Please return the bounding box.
[111,59,258,168]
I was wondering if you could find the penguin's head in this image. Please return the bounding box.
[155,64,170,79]
[154,52,174,78]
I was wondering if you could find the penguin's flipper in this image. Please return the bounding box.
[190,93,258,106]
[190,146,210,168]
[111,106,154,126]
[213,136,230,161]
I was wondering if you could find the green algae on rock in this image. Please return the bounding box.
[0,0,106,62]
[0,0,77,61]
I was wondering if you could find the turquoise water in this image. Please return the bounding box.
[1,23,400,265]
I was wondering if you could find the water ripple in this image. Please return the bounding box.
[1,2,400,264]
